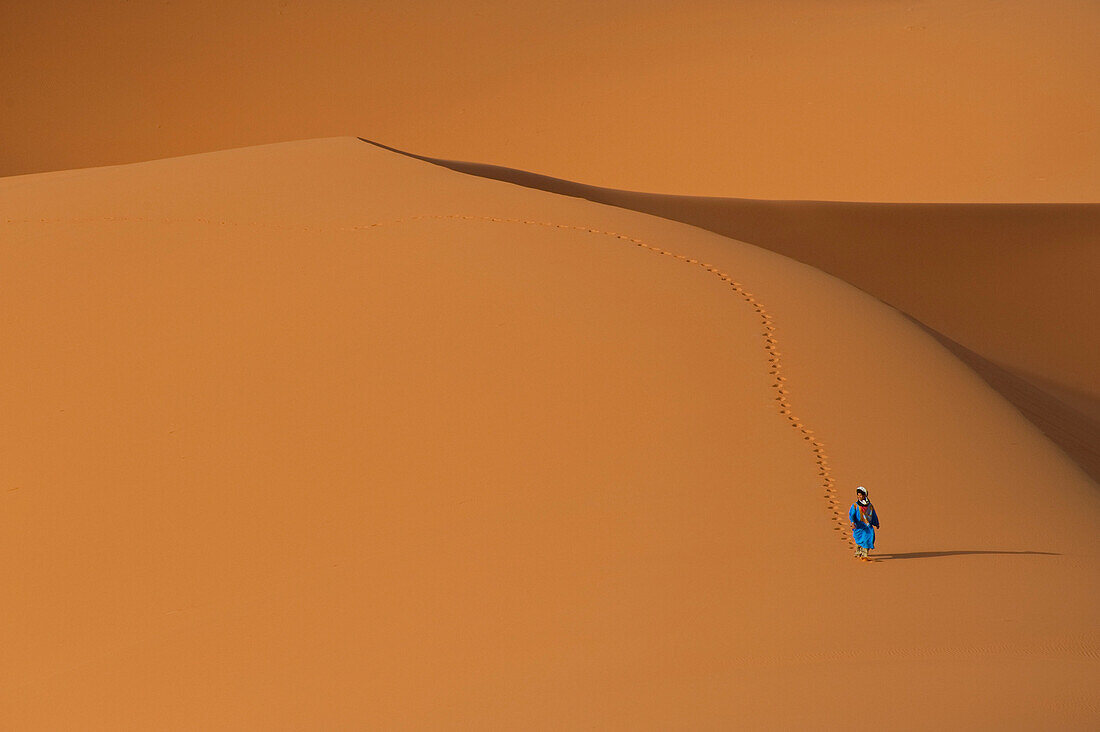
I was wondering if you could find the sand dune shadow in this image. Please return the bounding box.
[876,550,1060,560]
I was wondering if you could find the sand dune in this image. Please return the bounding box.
[360,137,1100,481]
[2,138,1098,729]
[3,0,1098,202]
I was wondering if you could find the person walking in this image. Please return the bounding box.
[849,486,879,560]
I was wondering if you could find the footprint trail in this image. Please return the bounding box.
[3,213,852,550]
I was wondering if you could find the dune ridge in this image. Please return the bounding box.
[357,137,1100,483]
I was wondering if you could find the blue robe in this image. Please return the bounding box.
[849,503,879,549]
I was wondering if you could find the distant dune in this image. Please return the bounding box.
[2,138,1097,729]
[2,0,1098,201]
[359,137,1100,481]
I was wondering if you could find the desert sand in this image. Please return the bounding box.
[3,0,1099,201]
[2,138,1098,729]
[3,0,1099,727]
[372,138,1100,480]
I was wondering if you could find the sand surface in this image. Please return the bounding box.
[374,140,1100,479]
[3,0,1098,201]
[2,138,1098,729]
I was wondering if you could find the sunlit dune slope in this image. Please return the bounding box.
[365,138,1100,481]
[1,138,1098,729]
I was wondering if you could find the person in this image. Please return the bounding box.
[849,486,879,560]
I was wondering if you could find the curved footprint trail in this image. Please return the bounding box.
[4,213,851,550]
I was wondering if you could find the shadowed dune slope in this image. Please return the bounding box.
[358,138,1100,481]
[2,138,1098,729]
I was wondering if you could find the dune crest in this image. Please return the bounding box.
[357,137,1100,482]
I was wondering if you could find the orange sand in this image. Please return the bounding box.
[2,138,1098,728]
[3,0,1099,201]
[374,140,1100,479]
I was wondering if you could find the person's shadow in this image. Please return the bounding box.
[875,550,1060,561]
